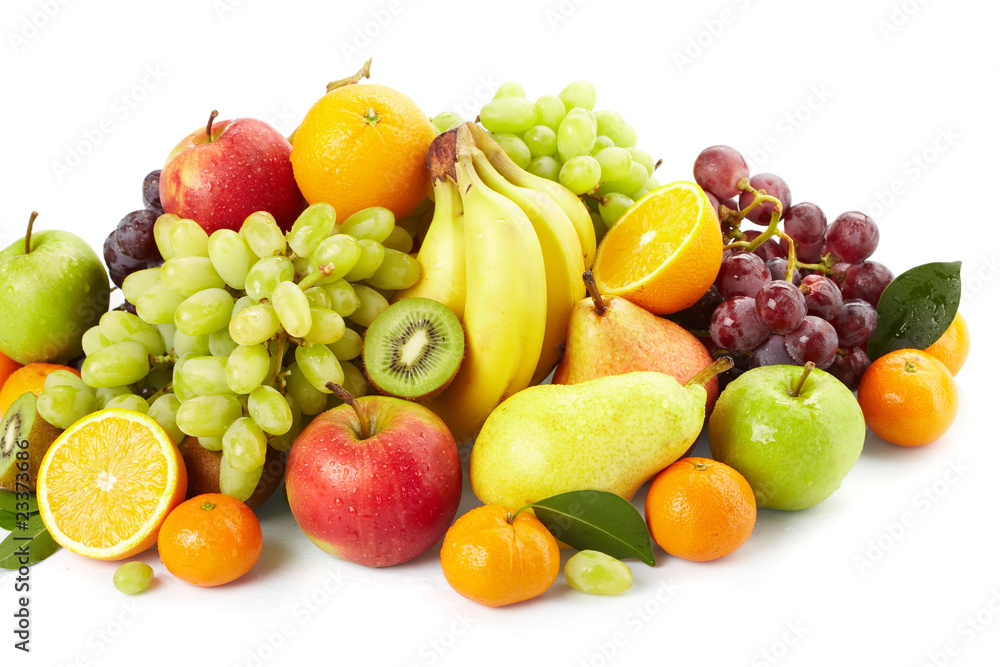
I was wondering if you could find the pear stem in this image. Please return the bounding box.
[791,362,816,397]
[327,382,370,439]
[685,356,734,388]
[25,211,38,255]
[582,270,607,315]
[206,110,219,143]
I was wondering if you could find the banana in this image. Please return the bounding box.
[470,147,585,386]
[393,178,466,319]
[427,125,547,443]
[468,122,597,269]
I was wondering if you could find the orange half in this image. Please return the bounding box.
[37,409,187,560]
[593,181,722,315]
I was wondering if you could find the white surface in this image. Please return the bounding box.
[1,0,996,665]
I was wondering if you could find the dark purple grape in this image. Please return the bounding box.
[115,209,160,261]
[781,237,826,263]
[716,252,771,298]
[756,280,807,334]
[828,346,871,391]
[667,285,723,331]
[828,261,850,286]
[710,296,769,353]
[766,257,801,285]
[783,202,827,245]
[784,315,838,369]
[799,274,843,319]
[147,256,166,269]
[122,301,138,315]
[103,230,147,288]
[831,299,878,347]
[826,211,879,263]
[742,230,784,261]
[738,173,792,226]
[143,170,162,209]
[842,261,894,306]
[750,335,795,368]
[693,145,749,199]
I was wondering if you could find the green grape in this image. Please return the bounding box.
[304,308,346,345]
[222,417,267,472]
[479,97,537,134]
[36,386,99,430]
[245,256,294,303]
[612,124,637,148]
[157,323,176,352]
[309,235,361,282]
[153,213,181,260]
[99,311,165,356]
[208,229,256,290]
[113,562,153,595]
[564,550,632,595]
[557,113,597,162]
[82,325,110,356]
[271,281,312,338]
[596,161,648,198]
[642,176,661,192]
[175,394,243,438]
[241,211,286,258]
[174,288,234,336]
[95,385,130,408]
[81,341,150,388]
[303,286,333,310]
[341,361,368,398]
[219,454,262,502]
[595,110,628,145]
[171,355,196,402]
[284,363,328,415]
[293,254,311,278]
[232,295,254,317]
[323,279,360,317]
[558,81,597,111]
[294,343,345,394]
[229,304,281,346]
[595,146,633,183]
[527,156,562,182]
[167,219,209,258]
[382,226,413,254]
[430,111,463,134]
[493,81,525,99]
[145,368,171,393]
[343,239,385,282]
[248,385,293,435]
[627,148,655,175]
[209,328,239,357]
[492,134,531,169]
[559,155,602,195]
[365,249,420,291]
[338,207,395,243]
[534,95,566,131]
[198,436,224,452]
[599,193,635,227]
[161,256,225,297]
[329,327,363,361]
[267,394,301,452]
[632,188,649,201]
[172,330,211,357]
[590,211,608,245]
[121,267,162,304]
[226,344,271,394]
[287,203,337,258]
[135,282,186,325]
[148,393,184,444]
[104,393,150,414]
[590,135,614,155]
[522,125,558,158]
[179,356,231,396]
[42,370,89,396]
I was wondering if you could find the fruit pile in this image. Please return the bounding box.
[0,66,969,606]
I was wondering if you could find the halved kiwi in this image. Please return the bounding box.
[0,393,61,492]
[362,298,464,400]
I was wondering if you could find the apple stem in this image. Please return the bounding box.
[24,211,38,255]
[791,362,816,397]
[327,382,370,439]
[685,356,734,388]
[582,270,607,315]
[206,110,219,143]
[326,57,373,93]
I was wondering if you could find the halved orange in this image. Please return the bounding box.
[36,408,187,560]
[593,181,723,315]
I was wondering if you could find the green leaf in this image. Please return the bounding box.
[0,510,16,532]
[867,261,962,362]
[0,490,38,514]
[524,490,655,566]
[0,513,60,569]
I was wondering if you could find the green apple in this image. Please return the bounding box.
[0,214,110,364]
[708,363,865,511]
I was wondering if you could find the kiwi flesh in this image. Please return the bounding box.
[177,436,285,510]
[362,297,464,400]
[0,393,61,492]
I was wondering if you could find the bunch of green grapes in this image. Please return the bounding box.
[431,80,660,239]
[34,204,420,501]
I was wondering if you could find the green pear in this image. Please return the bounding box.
[469,360,731,509]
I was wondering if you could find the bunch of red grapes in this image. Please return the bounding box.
[673,146,894,390]
[103,170,166,310]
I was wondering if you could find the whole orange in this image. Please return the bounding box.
[440,505,559,607]
[291,83,436,221]
[857,349,958,447]
[0,351,22,396]
[0,362,80,418]
[645,457,756,562]
[924,312,970,376]
[158,493,262,587]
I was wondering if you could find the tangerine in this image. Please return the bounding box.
[924,312,970,376]
[0,362,79,418]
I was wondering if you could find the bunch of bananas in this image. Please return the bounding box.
[397,123,595,442]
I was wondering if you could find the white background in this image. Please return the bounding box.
[1,0,997,665]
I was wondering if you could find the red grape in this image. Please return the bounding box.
[766,257,802,285]
[755,280,807,334]
[115,209,160,261]
[742,230,784,261]
[716,252,771,298]
[693,145,749,199]
[784,315,838,369]
[831,299,878,347]
[799,274,843,319]
[738,173,791,226]
[667,285,723,331]
[103,230,147,288]
[828,346,871,390]
[826,211,879,263]
[841,261,894,306]
[710,296,769,353]
[783,202,827,245]
[750,335,795,368]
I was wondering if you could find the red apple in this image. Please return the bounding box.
[159,112,305,235]
[285,391,462,568]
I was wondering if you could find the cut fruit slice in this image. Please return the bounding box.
[593,181,723,315]
[36,408,187,560]
[362,297,465,400]
[0,392,61,492]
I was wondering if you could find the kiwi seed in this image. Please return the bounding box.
[0,393,61,492]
